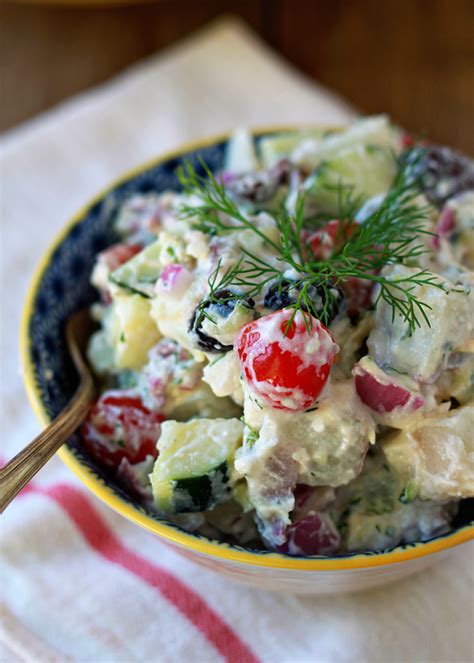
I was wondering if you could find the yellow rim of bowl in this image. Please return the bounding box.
[21,126,474,570]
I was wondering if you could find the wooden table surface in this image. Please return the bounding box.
[1,0,473,153]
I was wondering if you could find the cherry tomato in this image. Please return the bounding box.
[99,243,142,271]
[82,390,163,469]
[307,219,357,260]
[276,512,341,556]
[340,276,374,317]
[307,221,375,316]
[236,309,339,411]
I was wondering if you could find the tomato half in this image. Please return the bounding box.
[82,390,163,469]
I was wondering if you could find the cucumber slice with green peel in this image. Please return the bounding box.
[151,418,244,513]
[305,144,396,215]
[291,115,401,171]
[258,129,330,168]
[110,240,162,298]
[172,463,229,513]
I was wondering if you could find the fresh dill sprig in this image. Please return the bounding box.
[240,417,260,447]
[178,148,444,334]
[177,161,279,250]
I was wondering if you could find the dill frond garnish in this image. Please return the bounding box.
[177,162,279,250]
[177,149,444,335]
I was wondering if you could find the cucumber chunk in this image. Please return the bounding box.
[173,463,228,512]
[291,115,401,171]
[259,129,329,168]
[305,144,396,215]
[151,418,244,513]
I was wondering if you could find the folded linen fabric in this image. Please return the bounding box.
[1,16,472,663]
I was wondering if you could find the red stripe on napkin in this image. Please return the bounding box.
[17,480,259,663]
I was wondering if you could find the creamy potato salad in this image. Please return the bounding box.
[83,116,474,555]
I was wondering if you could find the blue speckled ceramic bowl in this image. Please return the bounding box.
[21,128,474,594]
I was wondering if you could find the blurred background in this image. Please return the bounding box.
[2,0,474,151]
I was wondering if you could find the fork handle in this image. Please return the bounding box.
[0,374,94,513]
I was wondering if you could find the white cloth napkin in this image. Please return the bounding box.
[1,17,472,663]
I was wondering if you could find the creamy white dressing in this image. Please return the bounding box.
[202,351,244,404]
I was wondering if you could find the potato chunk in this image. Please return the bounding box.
[368,265,472,382]
[383,404,474,501]
[110,294,161,370]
